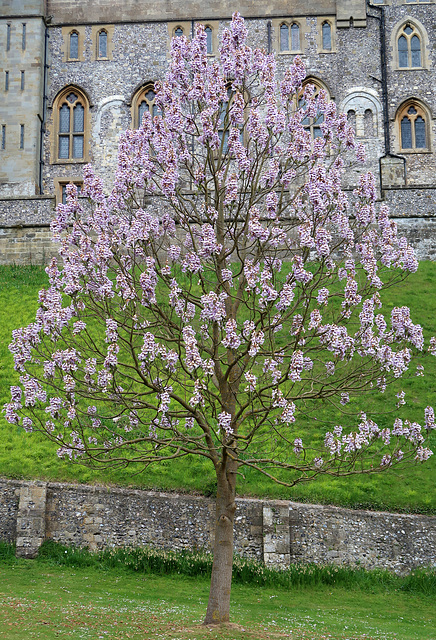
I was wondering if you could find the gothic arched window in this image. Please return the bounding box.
[397,101,429,151]
[133,84,158,129]
[205,26,213,54]
[299,79,330,139]
[398,23,422,68]
[69,31,79,60]
[97,29,108,59]
[54,87,89,161]
[322,22,332,51]
[280,22,300,52]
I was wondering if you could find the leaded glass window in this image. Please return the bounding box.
[399,103,428,151]
[280,23,289,51]
[69,31,79,59]
[98,30,107,58]
[205,26,213,54]
[175,27,183,37]
[299,81,327,139]
[135,85,159,128]
[291,23,300,51]
[322,22,332,51]
[56,89,87,160]
[397,24,421,68]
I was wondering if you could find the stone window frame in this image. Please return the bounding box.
[340,88,382,139]
[167,21,219,56]
[298,77,332,139]
[277,19,303,54]
[391,17,429,70]
[61,26,85,63]
[131,82,159,129]
[317,17,336,54]
[54,177,84,205]
[395,99,432,153]
[51,85,91,164]
[91,24,115,61]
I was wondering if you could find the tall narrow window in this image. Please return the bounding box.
[55,89,88,160]
[5,71,9,91]
[22,24,26,50]
[1,125,5,150]
[364,109,374,137]
[98,30,107,58]
[205,26,213,54]
[398,102,428,151]
[347,110,356,133]
[20,125,24,149]
[280,23,289,51]
[134,85,159,128]
[6,24,11,51]
[69,31,79,59]
[175,27,184,37]
[397,24,421,68]
[322,22,332,51]
[20,71,25,90]
[291,23,300,51]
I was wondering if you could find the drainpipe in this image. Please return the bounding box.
[38,21,49,195]
[367,0,406,192]
[267,20,272,54]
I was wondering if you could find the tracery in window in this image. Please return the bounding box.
[54,88,88,161]
[97,29,108,58]
[398,23,421,68]
[133,84,159,129]
[299,79,330,139]
[397,101,429,151]
[69,31,79,60]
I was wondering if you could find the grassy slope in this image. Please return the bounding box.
[0,554,435,640]
[0,264,435,513]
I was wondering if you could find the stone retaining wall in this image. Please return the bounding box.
[1,478,434,572]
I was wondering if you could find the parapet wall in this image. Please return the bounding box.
[1,478,434,573]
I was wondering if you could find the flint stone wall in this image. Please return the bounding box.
[0,478,434,573]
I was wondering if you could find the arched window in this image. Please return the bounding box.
[364,109,374,138]
[280,22,300,52]
[347,110,356,133]
[280,23,289,51]
[69,31,79,60]
[398,23,421,68]
[322,22,332,51]
[175,26,184,37]
[205,26,213,54]
[97,29,108,59]
[54,88,88,161]
[291,23,300,51]
[132,84,158,129]
[299,79,330,139]
[397,101,429,151]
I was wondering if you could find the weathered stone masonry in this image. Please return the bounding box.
[1,478,435,573]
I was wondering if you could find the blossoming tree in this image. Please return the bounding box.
[5,14,435,625]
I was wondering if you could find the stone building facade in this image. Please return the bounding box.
[1,0,436,263]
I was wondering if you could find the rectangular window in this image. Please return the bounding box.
[5,71,9,91]
[22,24,26,50]
[61,183,82,204]
[20,124,24,149]
[1,125,5,150]
[21,71,25,90]
[6,23,11,51]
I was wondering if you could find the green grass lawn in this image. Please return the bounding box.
[0,263,435,513]
[1,554,435,640]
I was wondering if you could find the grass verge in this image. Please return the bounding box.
[0,541,435,640]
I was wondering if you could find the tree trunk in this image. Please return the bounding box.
[203,461,237,625]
